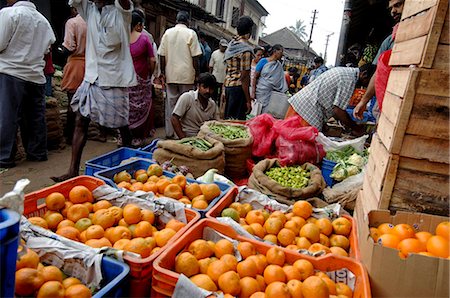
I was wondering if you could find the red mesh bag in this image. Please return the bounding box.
[247,114,277,157]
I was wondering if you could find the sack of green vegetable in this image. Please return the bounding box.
[198,121,253,179]
[248,158,326,205]
[153,135,225,178]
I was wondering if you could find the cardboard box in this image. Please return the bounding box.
[355,196,449,297]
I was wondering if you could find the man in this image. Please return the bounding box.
[308,56,328,84]
[223,16,254,120]
[158,11,202,139]
[60,7,87,144]
[52,0,136,182]
[171,73,218,139]
[354,0,404,119]
[0,0,56,168]
[286,64,376,135]
[199,31,212,73]
[209,39,227,103]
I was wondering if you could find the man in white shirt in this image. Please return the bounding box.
[52,0,136,182]
[158,10,202,138]
[0,0,55,168]
[209,39,227,104]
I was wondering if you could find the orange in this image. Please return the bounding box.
[278,228,296,247]
[165,219,185,232]
[145,236,157,251]
[335,282,353,297]
[214,239,234,258]
[107,226,132,244]
[192,199,209,209]
[118,218,128,227]
[45,192,66,211]
[218,271,241,296]
[436,222,450,240]
[16,247,40,270]
[315,218,333,236]
[147,175,160,183]
[15,268,45,296]
[113,239,131,250]
[68,185,93,204]
[237,258,258,278]
[266,246,286,266]
[85,225,105,240]
[64,284,92,298]
[179,197,191,205]
[392,223,416,241]
[332,217,352,236]
[242,203,253,217]
[283,265,301,281]
[123,237,151,258]
[171,175,187,189]
[264,234,278,245]
[292,200,313,219]
[198,258,213,274]
[297,236,312,249]
[291,216,306,230]
[155,228,176,247]
[247,255,264,274]
[321,277,337,295]
[207,260,230,282]
[263,264,286,284]
[117,181,131,190]
[41,265,63,283]
[123,204,141,225]
[140,209,155,225]
[134,221,153,238]
[142,181,158,193]
[300,223,320,243]
[28,217,49,229]
[246,210,265,225]
[189,239,214,260]
[315,272,328,279]
[378,233,400,249]
[284,220,300,235]
[415,231,433,250]
[264,217,283,235]
[220,254,238,271]
[250,223,266,239]
[77,230,86,242]
[190,274,217,291]
[329,235,350,251]
[92,200,112,212]
[249,292,265,298]
[265,281,290,298]
[370,227,380,241]
[185,183,202,199]
[207,240,216,252]
[319,233,330,247]
[46,212,64,231]
[199,183,221,201]
[302,276,329,298]
[57,219,75,230]
[256,274,266,291]
[377,223,395,235]
[62,277,81,289]
[61,201,74,218]
[398,238,423,256]
[55,226,80,241]
[308,243,331,254]
[237,241,256,259]
[164,184,183,200]
[330,246,349,257]
[36,281,65,298]
[427,235,449,258]
[287,279,303,297]
[156,178,171,194]
[85,237,112,248]
[240,276,260,298]
[270,211,287,225]
[107,206,123,224]
[130,182,144,192]
[293,259,314,281]
[67,204,90,223]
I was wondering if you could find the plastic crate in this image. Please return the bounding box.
[140,138,160,153]
[206,191,361,261]
[322,158,338,187]
[84,147,153,176]
[23,176,200,297]
[96,256,130,298]
[152,219,371,297]
[0,209,20,298]
[94,159,234,217]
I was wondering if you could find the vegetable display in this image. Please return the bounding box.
[178,137,213,151]
[209,123,249,140]
[326,146,368,181]
[265,165,310,188]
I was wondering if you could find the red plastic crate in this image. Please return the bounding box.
[23,176,201,297]
[152,219,371,297]
[205,190,361,261]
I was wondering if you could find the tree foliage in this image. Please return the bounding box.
[289,19,308,41]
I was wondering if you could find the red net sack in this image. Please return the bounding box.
[274,116,326,166]
[374,49,392,111]
[247,114,277,157]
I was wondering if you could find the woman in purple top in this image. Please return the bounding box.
[128,12,155,147]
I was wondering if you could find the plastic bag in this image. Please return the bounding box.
[247,113,277,157]
[316,132,368,152]
[274,116,325,166]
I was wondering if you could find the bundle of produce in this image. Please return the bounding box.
[248,159,325,204]
[199,121,253,179]
[153,136,225,178]
[325,146,368,182]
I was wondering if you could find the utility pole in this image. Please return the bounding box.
[306,9,318,57]
[324,32,334,64]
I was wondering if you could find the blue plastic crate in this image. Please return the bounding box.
[95,256,130,298]
[94,159,232,217]
[140,138,159,153]
[85,147,153,176]
[0,209,20,298]
[322,159,338,187]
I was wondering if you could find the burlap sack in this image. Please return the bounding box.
[198,121,253,179]
[248,159,326,205]
[153,136,225,178]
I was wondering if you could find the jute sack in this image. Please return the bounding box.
[248,158,326,205]
[198,121,253,179]
[153,136,225,178]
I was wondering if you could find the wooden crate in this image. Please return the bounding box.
[390,0,449,69]
[362,134,449,216]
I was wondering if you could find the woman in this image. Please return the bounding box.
[254,44,288,113]
[128,12,156,147]
[250,46,264,100]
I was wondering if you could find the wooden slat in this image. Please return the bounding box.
[362,173,381,215]
[377,113,396,152]
[440,10,449,44]
[431,44,450,69]
[399,156,450,175]
[417,69,450,97]
[385,69,412,98]
[396,6,435,42]
[378,153,400,209]
[400,135,450,163]
[382,91,403,126]
[367,135,392,191]
[390,36,428,66]
[401,0,438,20]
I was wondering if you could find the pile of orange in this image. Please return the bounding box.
[370,221,450,259]
[27,185,186,257]
[226,201,353,257]
[114,166,221,210]
[174,239,353,298]
[15,245,92,298]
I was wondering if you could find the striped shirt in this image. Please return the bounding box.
[224,51,252,87]
[288,67,359,131]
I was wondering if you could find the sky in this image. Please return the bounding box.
[258,0,345,66]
